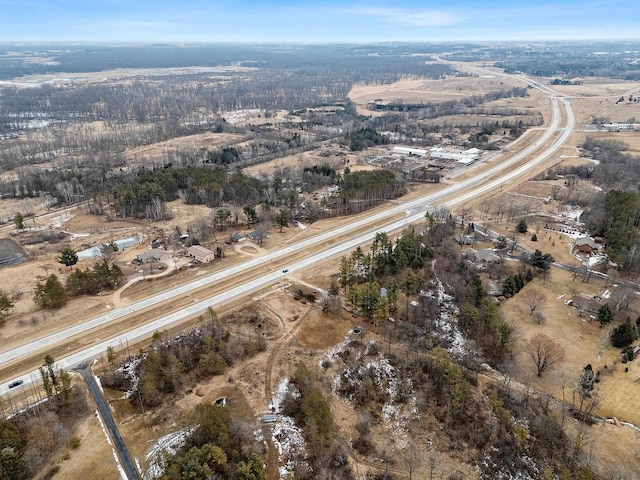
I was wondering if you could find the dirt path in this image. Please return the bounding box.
[111,255,189,307]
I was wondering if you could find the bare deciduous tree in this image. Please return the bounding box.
[524,287,546,316]
[403,441,424,480]
[525,333,564,377]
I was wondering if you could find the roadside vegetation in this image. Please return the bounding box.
[101,309,264,408]
[0,357,89,480]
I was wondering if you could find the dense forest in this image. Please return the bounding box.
[0,44,455,80]
[440,42,640,80]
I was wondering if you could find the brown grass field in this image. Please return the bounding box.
[53,410,120,479]
[501,270,640,427]
[124,132,242,163]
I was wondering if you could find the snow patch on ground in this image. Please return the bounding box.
[94,375,104,393]
[253,428,265,443]
[587,254,607,267]
[324,337,355,362]
[561,206,584,221]
[268,377,300,413]
[272,416,307,477]
[143,426,196,479]
[268,378,308,478]
[429,266,469,360]
[7,397,49,419]
[116,356,142,398]
[327,342,418,451]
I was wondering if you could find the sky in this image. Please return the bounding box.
[0,0,639,43]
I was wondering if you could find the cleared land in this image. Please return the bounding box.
[123,132,242,163]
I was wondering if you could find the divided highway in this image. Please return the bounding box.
[0,84,574,396]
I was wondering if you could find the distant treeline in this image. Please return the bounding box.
[550,78,583,85]
[0,44,454,80]
[436,41,640,80]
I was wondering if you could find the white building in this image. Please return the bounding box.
[392,146,428,157]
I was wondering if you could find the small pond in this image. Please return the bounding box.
[77,235,141,259]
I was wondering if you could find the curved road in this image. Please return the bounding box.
[0,77,574,395]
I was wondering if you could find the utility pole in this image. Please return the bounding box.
[282,269,288,311]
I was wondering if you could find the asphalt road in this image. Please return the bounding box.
[0,75,574,395]
[76,364,140,480]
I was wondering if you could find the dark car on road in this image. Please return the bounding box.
[8,380,23,388]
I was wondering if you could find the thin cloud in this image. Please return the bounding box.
[351,7,462,27]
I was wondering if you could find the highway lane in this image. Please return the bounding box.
[0,81,573,395]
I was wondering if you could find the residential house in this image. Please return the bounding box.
[575,237,598,255]
[570,293,604,316]
[475,249,502,264]
[188,245,215,263]
[135,249,164,264]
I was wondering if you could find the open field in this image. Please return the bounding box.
[54,408,121,479]
[585,131,640,153]
[0,65,256,88]
[123,132,242,163]
[348,74,524,115]
[542,76,640,98]
[572,96,640,124]
[241,142,353,177]
[501,270,640,427]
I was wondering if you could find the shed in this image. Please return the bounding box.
[188,245,215,263]
[231,233,246,243]
[260,414,277,423]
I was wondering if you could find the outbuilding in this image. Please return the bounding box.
[187,245,215,263]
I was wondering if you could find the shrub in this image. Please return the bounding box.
[517,219,528,233]
[68,436,81,449]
